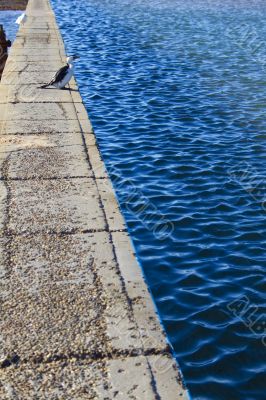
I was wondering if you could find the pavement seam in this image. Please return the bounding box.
[0,153,13,289]
[3,228,127,237]
[0,175,95,181]
[0,347,171,370]
[146,357,163,400]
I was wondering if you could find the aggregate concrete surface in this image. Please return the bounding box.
[0,0,189,398]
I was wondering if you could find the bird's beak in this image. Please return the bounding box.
[73,55,80,60]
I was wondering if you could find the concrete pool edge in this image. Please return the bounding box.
[0,0,189,398]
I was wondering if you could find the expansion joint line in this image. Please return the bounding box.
[0,348,171,370]
[0,154,13,282]
[0,175,93,181]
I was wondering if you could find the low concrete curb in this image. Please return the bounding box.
[0,0,189,398]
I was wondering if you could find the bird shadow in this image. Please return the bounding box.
[62,87,79,92]
[39,87,79,92]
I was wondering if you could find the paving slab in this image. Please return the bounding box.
[0,355,187,400]
[9,47,63,58]
[0,102,77,121]
[0,233,110,361]
[96,178,126,231]
[8,178,106,234]
[148,355,188,399]
[112,231,169,351]
[16,31,59,38]
[0,84,82,104]
[1,70,63,85]
[3,60,63,72]
[107,355,187,399]
[79,117,94,134]
[86,144,108,178]
[74,101,92,120]
[83,132,97,146]
[19,22,56,31]
[12,38,62,49]
[18,28,59,36]
[0,136,91,180]
[0,232,157,361]
[12,42,62,50]
[5,54,64,62]
[0,118,81,135]
[0,131,83,151]
[0,360,108,399]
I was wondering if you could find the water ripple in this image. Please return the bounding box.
[51,0,266,399]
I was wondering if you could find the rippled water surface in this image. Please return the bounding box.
[0,11,20,42]
[51,1,266,398]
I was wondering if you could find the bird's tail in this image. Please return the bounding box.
[38,79,55,89]
[38,83,50,89]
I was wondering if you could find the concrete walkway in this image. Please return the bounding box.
[0,0,189,398]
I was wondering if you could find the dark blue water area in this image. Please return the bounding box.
[0,10,20,42]
[51,0,266,399]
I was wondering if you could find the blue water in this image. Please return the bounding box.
[0,10,20,42]
[49,0,266,398]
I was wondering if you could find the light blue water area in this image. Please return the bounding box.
[0,10,20,42]
[51,0,266,399]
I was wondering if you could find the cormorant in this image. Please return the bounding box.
[39,55,79,89]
